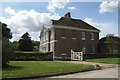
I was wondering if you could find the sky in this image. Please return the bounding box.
[0,0,118,41]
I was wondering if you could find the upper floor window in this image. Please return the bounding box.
[40,36,43,43]
[61,30,66,39]
[51,29,54,39]
[91,33,94,40]
[72,31,76,39]
[43,35,45,41]
[82,32,85,40]
[45,32,48,40]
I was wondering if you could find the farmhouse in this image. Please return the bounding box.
[39,12,100,60]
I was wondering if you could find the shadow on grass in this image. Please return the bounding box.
[2,65,23,71]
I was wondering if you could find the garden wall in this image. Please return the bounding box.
[83,53,120,59]
[14,52,53,61]
[13,52,119,61]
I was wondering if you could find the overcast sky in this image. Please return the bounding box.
[0,1,118,41]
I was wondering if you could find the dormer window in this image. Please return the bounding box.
[91,33,94,40]
[82,32,85,40]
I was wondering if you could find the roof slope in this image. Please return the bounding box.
[52,13,100,31]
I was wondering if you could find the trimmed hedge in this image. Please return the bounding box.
[14,51,53,61]
[15,51,51,54]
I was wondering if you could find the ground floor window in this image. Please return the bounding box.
[50,43,54,52]
[61,45,66,55]
[82,47,86,54]
[91,47,95,54]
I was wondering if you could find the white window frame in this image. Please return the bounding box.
[91,47,95,54]
[41,36,43,43]
[91,33,94,40]
[72,31,77,39]
[50,43,54,52]
[82,47,86,54]
[82,32,85,40]
[51,29,54,39]
[61,30,66,39]
[45,32,48,40]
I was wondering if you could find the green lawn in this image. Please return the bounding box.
[85,58,119,64]
[2,61,94,78]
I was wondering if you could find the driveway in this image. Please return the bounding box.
[51,65,118,78]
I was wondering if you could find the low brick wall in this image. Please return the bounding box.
[14,53,53,61]
[83,53,120,59]
[13,53,119,61]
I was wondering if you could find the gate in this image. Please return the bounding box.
[71,49,83,61]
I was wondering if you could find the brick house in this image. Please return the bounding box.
[39,12,100,60]
[98,35,120,54]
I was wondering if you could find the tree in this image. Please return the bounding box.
[11,41,19,51]
[2,23,12,39]
[104,34,115,53]
[32,40,40,48]
[19,32,34,51]
[1,22,15,67]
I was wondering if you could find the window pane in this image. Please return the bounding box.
[51,29,54,39]
[82,32,85,40]
[72,31,76,38]
[91,33,94,40]
[82,47,86,54]
[61,45,66,54]
[61,30,66,37]
[91,47,95,54]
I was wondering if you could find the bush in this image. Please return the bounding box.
[2,37,15,67]
[15,51,52,54]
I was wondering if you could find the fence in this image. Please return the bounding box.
[71,49,83,61]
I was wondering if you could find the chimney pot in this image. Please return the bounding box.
[64,12,71,18]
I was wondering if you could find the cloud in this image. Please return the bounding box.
[5,7,16,15]
[99,1,118,13]
[67,7,76,10]
[84,17,118,38]
[0,7,61,41]
[84,17,100,28]
[47,0,69,12]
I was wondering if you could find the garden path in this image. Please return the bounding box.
[56,61,118,68]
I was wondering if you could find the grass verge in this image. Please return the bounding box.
[85,58,119,64]
[3,61,94,78]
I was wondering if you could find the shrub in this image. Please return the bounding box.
[2,37,15,67]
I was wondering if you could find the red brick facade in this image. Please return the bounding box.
[53,27,99,60]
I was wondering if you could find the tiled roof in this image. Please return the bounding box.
[52,13,100,31]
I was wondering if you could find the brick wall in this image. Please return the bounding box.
[54,27,99,60]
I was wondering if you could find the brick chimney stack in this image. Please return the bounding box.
[64,12,71,18]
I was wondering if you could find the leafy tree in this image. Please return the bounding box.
[104,34,115,53]
[32,40,40,48]
[2,23,12,39]
[19,32,34,51]
[1,22,15,67]
[11,41,19,51]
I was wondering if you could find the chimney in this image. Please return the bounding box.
[64,12,71,18]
